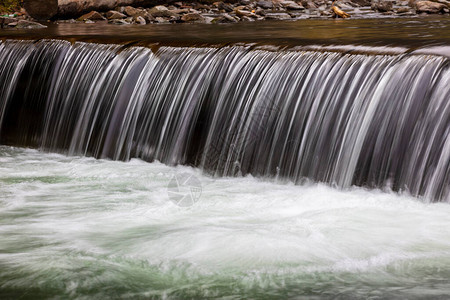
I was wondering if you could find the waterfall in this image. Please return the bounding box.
[0,39,449,202]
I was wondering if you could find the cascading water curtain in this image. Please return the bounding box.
[0,39,449,201]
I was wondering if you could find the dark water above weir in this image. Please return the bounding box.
[1,17,450,50]
[0,39,449,202]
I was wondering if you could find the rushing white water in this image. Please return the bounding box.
[1,146,450,298]
[1,40,449,202]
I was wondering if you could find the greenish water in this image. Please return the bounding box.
[1,146,450,299]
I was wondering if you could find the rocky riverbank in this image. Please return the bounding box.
[1,0,449,28]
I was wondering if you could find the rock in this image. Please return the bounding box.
[241,0,252,4]
[123,6,146,17]
[351,0,372,6]
[436,0,450,8]
[172,8,190,14]
[240,15,255,21]
[264,12,292,18]
[281,0,305,9]
[23,0,58,20]
[235,9,256,16]
[396,6,411,12]
[108,19,130,25]
[255,7,266,14]
[218,2,235,11]
[0,17,18,28]
[106,10,126,19]
[143,13,156,22]
[371,0,394,11]
[155,16,169,23]
[302,0,318,8]
[148,6,179,18]
[56,18,77,23]
[213,12,239,22]
[14,19,47,29]
[77,11,106,21]
[134,16,146,24]
[338,3,355,9]
[415,0,446,12]
[181,13,206,22]
[148,5,168,12]
[257,1,274,8]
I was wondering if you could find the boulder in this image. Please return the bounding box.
[106,10,126,19]
[77,11,106,21]
[371,0,394,11]
[15,19,47,29]
[23,0,58,20]
[415,0,446,12]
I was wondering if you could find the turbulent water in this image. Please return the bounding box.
[1,146,450,299]
[0,40,449,201]
[1,36,450,298]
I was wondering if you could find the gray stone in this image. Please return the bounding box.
[351,0,372,6]
[415,0,446,12]
[172,8,190,14]
[218,2,235,11]
[108,19,130,25]
[221,13,239,22]
[264,12,292,18]
[436,0,450,8]
[155,17,169,23]
[395,6,411,12]
[148,6,179,18]
[0,17,18,28]
[124,6,147,17]
[257,1,274,8]
[106,10,126,19]
[134,16,146,24]
[77,11,106,21]
[281,1,305,9]
[371,0,394,11]
[302,0,318,8]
